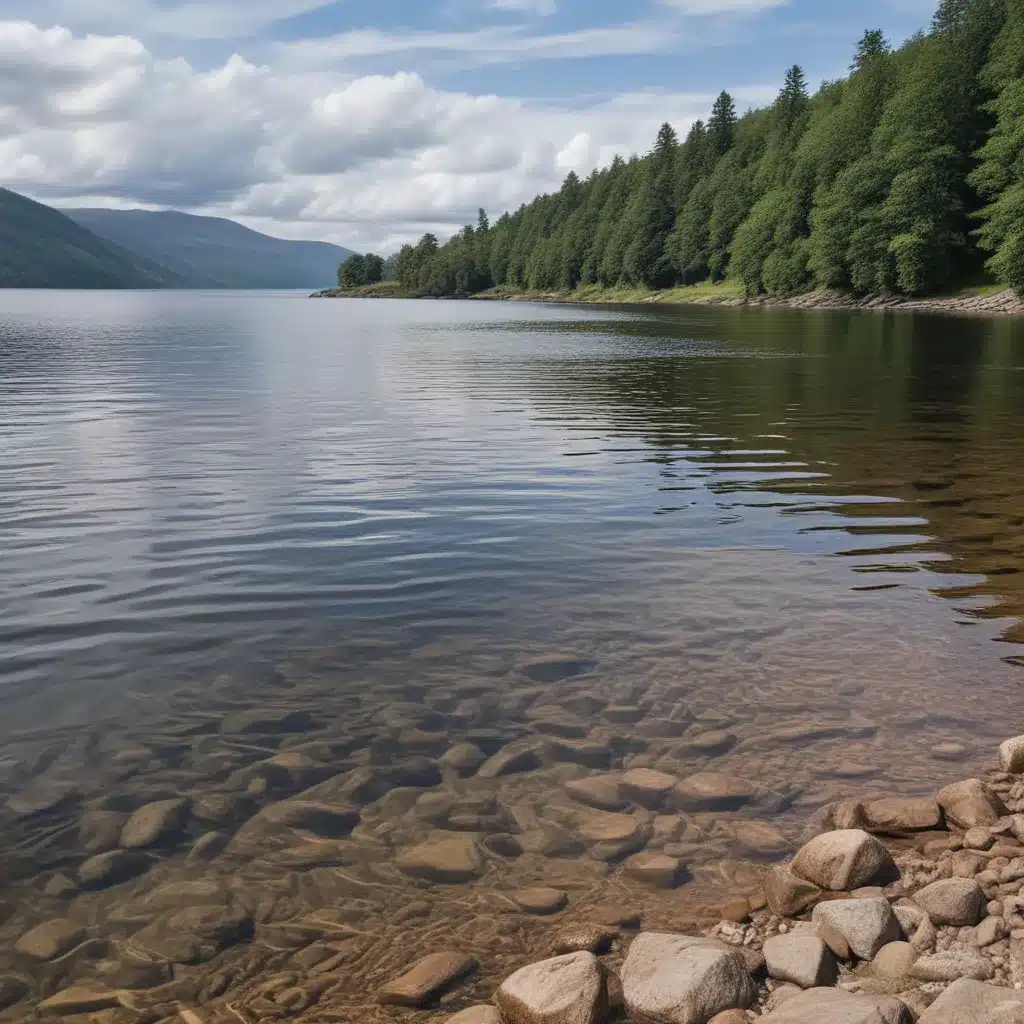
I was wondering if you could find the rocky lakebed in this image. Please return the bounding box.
[1,659,1024,1023]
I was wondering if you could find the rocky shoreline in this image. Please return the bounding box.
[403,737,1024,1024]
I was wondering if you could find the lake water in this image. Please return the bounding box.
[1,291,1023,1019]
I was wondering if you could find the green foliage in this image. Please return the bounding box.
[381,3,1024,299]
[338,252,385,288]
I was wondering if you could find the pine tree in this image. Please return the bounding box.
[707,91,738,157]
[852,29,890,71]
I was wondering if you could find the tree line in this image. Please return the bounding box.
[355,0,1024,299]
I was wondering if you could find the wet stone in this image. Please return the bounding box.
[512,888,569,915]
[258,799,360,837]
[673,773,758,812]
[478,744,541,778]
[120,797,191,849]
[440,742,487,776]
[220,708,314,734]
[127,902,253,964]
[37,984,121,1016]
[0,976,29,1010]
[15,919,85,960]
[552,925,618,954]
[78,850,151,890]
[565,776,628,812]
[397,835,484,883]
[377,951,478,1007]
[620,769,677,809]
[625,852,684,889]
[78,810,129,854]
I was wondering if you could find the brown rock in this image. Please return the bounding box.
[119,798,190,849]
[764,866,823,917]
[377,951,478,1007]
[862,797,941,835]
[619,769,677,809]
[397,835,483,883]
[708,1013,748,1024]
[446,1008,499,1024]
[721,898,751,924]
[552,925,617,955]
[0,976,28,1010]
[936,779,1008,831]
[813,921,851,960]
[565,776,628,812]
[625,853,684,889]
[673,773,758,812]
[37,985,120,1016]
[15,919,85,960]
[512,888,568,915]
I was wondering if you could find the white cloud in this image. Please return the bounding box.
[660,0,788,11]
[0,19,776,252]
[491,0,557,14]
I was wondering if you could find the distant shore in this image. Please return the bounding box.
[312,280,1024,318]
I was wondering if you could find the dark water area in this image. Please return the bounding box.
[1,290,1023,1019]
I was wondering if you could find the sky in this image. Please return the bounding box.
[1,0,940,253]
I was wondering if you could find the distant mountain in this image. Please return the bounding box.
[68,209,354,290]
[0,188,188,289]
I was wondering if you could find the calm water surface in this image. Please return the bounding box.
[1,291,1024,1017]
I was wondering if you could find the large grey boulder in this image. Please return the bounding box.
[758,987,909,1023]
[917,978,1024,1024]
[791,830,896,891]
[811,898,900,960]
[936,779,1008,831]
[495,952,607,1024]
[621,934,756,1024]
[762,934,837,988]
[912,878,985,926]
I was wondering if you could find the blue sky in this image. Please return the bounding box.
[0,0,940,249]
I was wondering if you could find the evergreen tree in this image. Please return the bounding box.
[852,29,890,71]
[707,91,738,156]
[970,0,1024,292]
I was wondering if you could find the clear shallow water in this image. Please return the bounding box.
[1,291,1024,1017]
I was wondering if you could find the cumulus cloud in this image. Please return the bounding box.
[0,19,775,252]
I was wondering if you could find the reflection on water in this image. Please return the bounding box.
[0,292,1022,1019]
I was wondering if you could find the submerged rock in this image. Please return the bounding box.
[119,797,190,849]
[15,919,85,961]
[377,951,477,1006]
[397,835,483,883]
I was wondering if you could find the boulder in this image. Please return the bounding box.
[673,773,758,812]
[791,830,897,891]
[495,952,607,1024]
[811,899,900,960]
[577,812,648,861]
[15,919,85,960]
[999,736,1024,775]
[912,878,985,926]
[814,920,852,960]
[757,988,908,1023]
[936,780,1008,831]
[909,949,995,983]
[620,933,756,1024]
[762,934,837,988]
[397,836,483,883]
[120,798,191,849]
[917,978,1024,1024]
[258,800,359,837]
[764,866,822,917]
[126,903,252,965]
[377,951,477,1006]
[862,798,941,835]
[619,769,677,809]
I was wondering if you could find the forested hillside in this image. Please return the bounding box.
[391,0,1024,300]
[0,189,186,289]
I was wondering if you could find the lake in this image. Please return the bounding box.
[0,290,1023,1018]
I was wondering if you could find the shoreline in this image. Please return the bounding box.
[312,283,1024,319]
